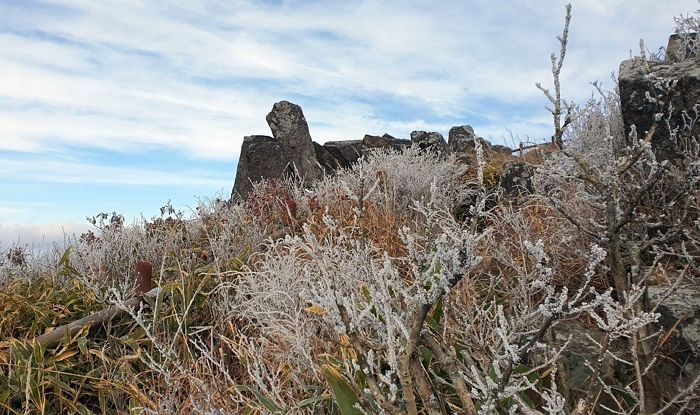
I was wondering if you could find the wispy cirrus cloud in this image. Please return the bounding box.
[1,0,697,244]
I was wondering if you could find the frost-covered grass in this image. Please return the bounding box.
[2,4,700,414]
[1,135,697,413]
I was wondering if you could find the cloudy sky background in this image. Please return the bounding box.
[1,0,698,247]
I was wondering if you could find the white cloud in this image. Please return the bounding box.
[2,0,695,160]
[0,156,232,188]
[0,222,89,250]
[1,0,698,244]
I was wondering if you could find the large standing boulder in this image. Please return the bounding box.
[266,101,324,182]
[232,101,324,199]
[448,125,478,153]
[618,52,700,161]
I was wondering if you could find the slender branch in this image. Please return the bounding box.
[336,303,402,415]
[423,333,477,414]
[400,303,432,415]
[498,314,556,393]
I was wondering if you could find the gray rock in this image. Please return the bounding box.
[666,33,699,62]
[314,142,346,174]
[232,135,286,199]
[619,56,700,161]
[490,144,513,156]
[448,125,496,154]
[552,320,610,394]
[649,283,700,411]
[410,130,447,151]
[232,101,325,199]
[649,284,700,356]
[500,161,535,197]
[448,125,477,153]
[266,100,324,182]
[323,140,363,166]
[363,134,396,149]
[361,134,411,153]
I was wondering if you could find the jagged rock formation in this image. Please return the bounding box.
[265,101,324,182]
[232,135,286,199]
[232,101,324,198]
[410,130,447,151]
[232,100,514,199]
[619,55,700,161]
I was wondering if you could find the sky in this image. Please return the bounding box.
[0,0,698,247]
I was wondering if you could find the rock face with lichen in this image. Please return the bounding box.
[265,101,324,183]
[232,101,324,198]
[618,56,700,161]
[232,135,287,199]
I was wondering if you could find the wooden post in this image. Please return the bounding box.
[135,261,153,297]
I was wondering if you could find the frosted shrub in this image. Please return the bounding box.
[670,1,700,61]
[0,244,31,286]
[193,196,267,272]
[533,46,700,415]
[312,146,469,218]
[67,211,181,300]
[65,198,261,301]
[0,242,68,287]
[223,179,484,412]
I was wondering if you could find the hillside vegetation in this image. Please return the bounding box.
[1,5,699,415]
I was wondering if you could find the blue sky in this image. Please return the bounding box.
[1,0,698,246]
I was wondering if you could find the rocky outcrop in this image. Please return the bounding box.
[232,101,515,199]
[449,125,479,153]
[323,140,364,166]
[362,134,411,152]
[232,101,323,198]
[232,135,286,199]
[410,131,447,151]
[314,142,347,174]
[265,101,324,182]
[666,33,699,62]
[449,125,511,157]
[619,56,700,161]
[648,283,700,411]
[650,284,700,358]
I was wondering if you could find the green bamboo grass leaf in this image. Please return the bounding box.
[236,385,285,414]
[425,297,444,332]
[420,345,433,368]
[58,247,72,268]
[610,385,638,407]
[295,395,329,409]
[321,364,362,415]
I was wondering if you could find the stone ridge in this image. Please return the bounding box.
[233,44,699,200]
[231,101,511,199]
